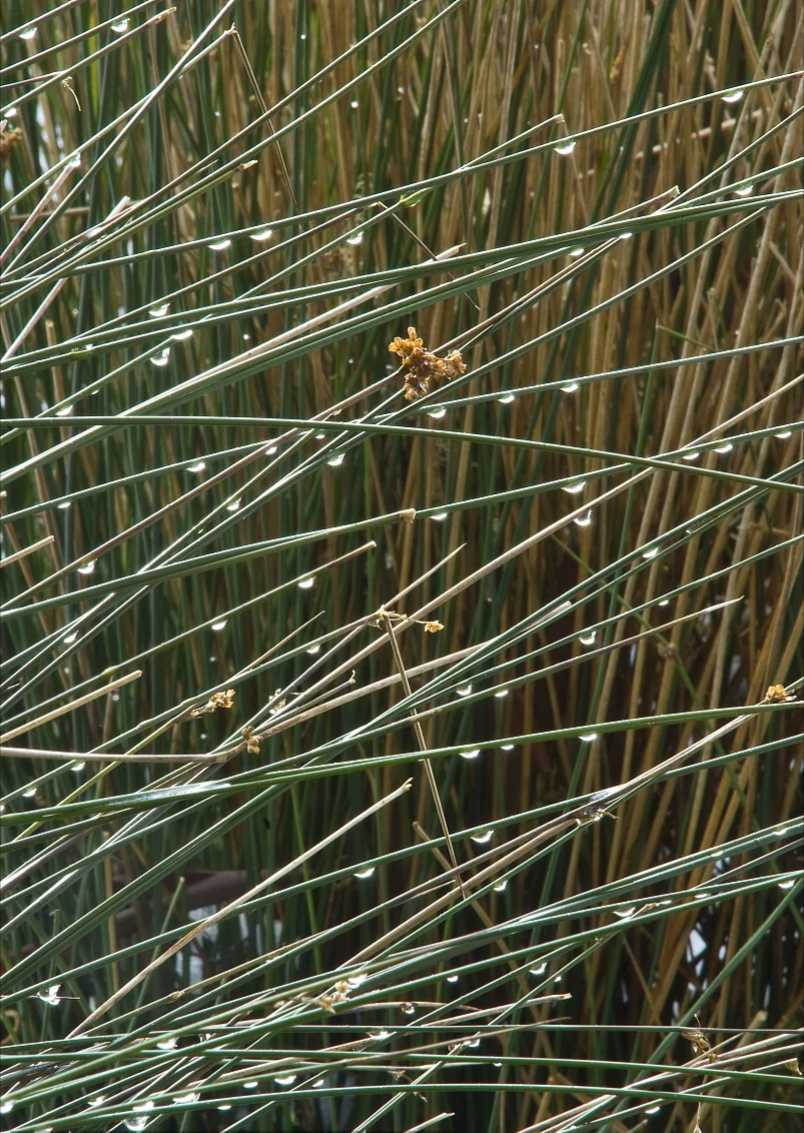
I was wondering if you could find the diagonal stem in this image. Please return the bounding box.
[379,610,465,897]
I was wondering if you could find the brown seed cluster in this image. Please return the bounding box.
[0,122,23,160]
[242,725,261,754]
[388,326,465,401]
[764,683,795,703]
[190,688,236,717]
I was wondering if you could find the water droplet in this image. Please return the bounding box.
[529,961,547,976]
[569,247,585,258]
[150,348,171,368]
[471,829,494,845]
[327,453,345,467]
[554,140,576,156]
[772,826,794,838]
[658,598,670,607]
[618,230,633,241]
[226,499,241,512]
[349,100,359,109]
[641,546,660,560]
[401,1002,416,1015]
[148,303,170,318]
[77,559,96,575]
[208,239,232,251]
[722,88,744,104]
[87,1096,105,1108]
[124,1119,150,1132]
[460,748,480,760]
[187,461,206,474]
[579,630,597,646]
[497,393,515,404]
[427,406,447,419]
[369,1030,391,1042]
[306,643,321,655]
[465,1037,481,1049]
[573,511,593,528]
[346,231,364,246]
[493,879,508,892]
[561,381,579,394]
[298,577,315,590]
[211,619,228,632]
[264,444,278,455]
[613,906,637,919]
[5,107,18,119]
[243,1080,259,1090]
[63,631,78,645]
[714,442,733,454]
[562,480,586,494]
[646,1105,661,1114]
[456,684,473,697]
[778,879,796,891]
[173,1092,200,1104]
[71,761,86,773]
[218,1104,232,1111]
[494,689,509,700]
[681,450,700,462]
[250,226,274,242]
[274,1074,297,1086]
[501,743,514,751]
[734,184,754,197]
[430,511,448,522]
[157,1037,177,1050]
[354,866,375,880]
[56,404,74,417]
[347,972,368,988]
[57,500,72,510]
[775,430,792,440]
[446,974,459,983]
[171,329,193,341]
[19,26,38,41]
[580,732,599,743]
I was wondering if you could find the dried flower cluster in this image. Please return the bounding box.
[388,326,465,401]
[0,122,23,160]
[764,683,795,703]
[190,688,235,717]
[423,620,444,634]
[242,725,261,754]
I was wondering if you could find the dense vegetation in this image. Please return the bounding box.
[1,2,801,1130]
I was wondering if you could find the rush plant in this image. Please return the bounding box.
[1,3,801,1131]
